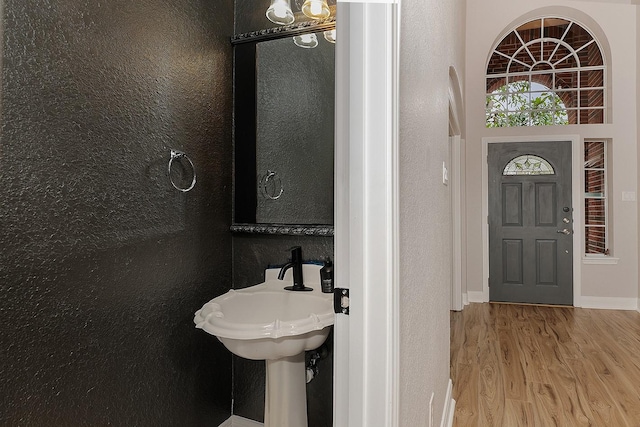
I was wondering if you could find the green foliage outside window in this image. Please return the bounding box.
[486,81,569,127]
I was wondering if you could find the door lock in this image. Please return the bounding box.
[556,228,572,235]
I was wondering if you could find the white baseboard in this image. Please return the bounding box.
[577,296,639,311]
[440,379,456,427]
[218,415,263,427]
[467,291,486,303]
[461,295,638,311]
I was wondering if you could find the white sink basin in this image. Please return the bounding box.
[194,277,334,360]
[194,265,335,427]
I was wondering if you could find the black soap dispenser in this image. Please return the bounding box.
[320,258,334,293]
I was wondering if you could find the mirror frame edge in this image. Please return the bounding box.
[231,17,337,232]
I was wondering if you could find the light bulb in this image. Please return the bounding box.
[301,0,330,19]
[323,29,336,43]
[273,4,287,18]
[310,2,322,15]
[293,33,319,49]
[266,0,294,25]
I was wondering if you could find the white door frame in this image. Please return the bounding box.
[334,1,401,426]
[448,66,466,311]
[450,135,465,311]
[481,135,583,305]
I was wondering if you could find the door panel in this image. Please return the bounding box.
[502,239,523,283]
[536,240,557,285]
[502,184,523,226]
[489,141,573,305]
[535,183,556,226]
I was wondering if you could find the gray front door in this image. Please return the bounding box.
[488,141,573,305]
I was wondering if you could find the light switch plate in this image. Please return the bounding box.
[442,162,448,185]
[622,191,636,202]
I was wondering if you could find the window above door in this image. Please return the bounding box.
[486,17,607,127]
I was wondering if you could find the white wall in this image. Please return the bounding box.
[637,5,640,311]
[398,0,466,424]
[464,0,638,305]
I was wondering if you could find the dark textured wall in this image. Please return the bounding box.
[232,234,334,427]
[1,0,234,425]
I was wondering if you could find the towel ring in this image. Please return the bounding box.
[260,170,283,200]
[169,149,196,192]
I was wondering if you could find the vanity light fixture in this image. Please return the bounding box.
[323,29,336,43]
[293,33,319,48]
[301,0,330,19]
[266,0,295,25]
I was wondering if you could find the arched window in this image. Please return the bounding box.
[503,154,555,176]
[486,17,606,127]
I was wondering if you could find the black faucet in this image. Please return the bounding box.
[278,246,313,291]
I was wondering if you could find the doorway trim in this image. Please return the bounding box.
[450,134,465,311]
[449,66,466,311]
[334,2,401,427]
[481,135,582,306]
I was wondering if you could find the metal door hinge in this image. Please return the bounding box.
[334,288,349,315]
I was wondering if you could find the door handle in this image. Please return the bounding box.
[556,228,572,235]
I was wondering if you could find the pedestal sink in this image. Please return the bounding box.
[194,265,334,427]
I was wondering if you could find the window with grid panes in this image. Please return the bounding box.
[584,140,608,255]
[486,17,606,127]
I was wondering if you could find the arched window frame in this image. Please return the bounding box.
[486,16,607,127]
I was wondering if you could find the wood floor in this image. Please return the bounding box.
[450,303,640,426]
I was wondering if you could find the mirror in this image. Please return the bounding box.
[233,22,335,227]
[255,34,335,224]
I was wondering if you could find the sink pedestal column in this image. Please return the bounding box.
[264,353,308,427]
